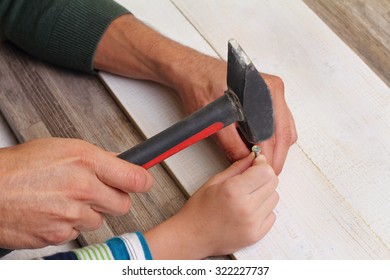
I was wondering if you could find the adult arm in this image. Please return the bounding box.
[0,0,128,72]
[1,1,297,174]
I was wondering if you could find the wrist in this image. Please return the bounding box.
[94,14,227,110]
[144,212,211,260]
[172,55,228,114]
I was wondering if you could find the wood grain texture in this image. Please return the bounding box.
[1,0,389,260]
[167,0,390,258]
[99,0,390,259]
[303,0,390,87]
[0,112,16,148]
[105,0,231,198]
[0,43,188,247]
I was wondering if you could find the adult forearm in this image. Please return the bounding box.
[94,14,227,100]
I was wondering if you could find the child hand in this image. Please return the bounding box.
[144,153,279,259]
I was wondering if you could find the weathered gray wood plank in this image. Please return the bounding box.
[0,42,188,247]
[303,0,390,87]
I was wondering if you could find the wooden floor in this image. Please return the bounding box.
[303,0,390,87]
[0,0,389,259]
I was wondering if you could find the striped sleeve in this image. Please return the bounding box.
[42,232,152,260]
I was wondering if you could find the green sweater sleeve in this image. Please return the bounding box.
[0,0,129,73]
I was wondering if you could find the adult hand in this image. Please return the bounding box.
[0,138,153,249]
[177,58,297,175]
[144,153,279,259]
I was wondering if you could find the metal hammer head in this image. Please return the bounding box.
[227,39,274,143]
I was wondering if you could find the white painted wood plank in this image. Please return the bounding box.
[103,0,230,195]
[0,113,16,148]
[173,0,390,257]
[238,145,389,259]
[100,0,390,258]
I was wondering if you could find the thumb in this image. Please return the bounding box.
[94,151,154,193]
[252,154,268,166]
[208,152,254,184]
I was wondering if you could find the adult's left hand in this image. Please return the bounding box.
[177,58,297,175]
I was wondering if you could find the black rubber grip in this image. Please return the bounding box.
[118,93,241,168]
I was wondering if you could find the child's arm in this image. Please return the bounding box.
[144,153,279,259]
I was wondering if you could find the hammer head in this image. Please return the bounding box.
[227,39,274,143]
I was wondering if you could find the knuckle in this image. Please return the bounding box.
[126,170,148,192]
[220,181,239,200]
[114,194,132,216]
[245,230,262,245]
[225,147,247,162]
[91,214,104,230]
[62,205,83,223]
[265,75,285,94]
[236,204,252,218]
[261,164,276,179]
[280,126,297,145]
[273,75,285,90]
[68,180,93,201]
[42,227,73,245]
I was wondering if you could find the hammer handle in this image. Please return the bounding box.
[118,94,240,169]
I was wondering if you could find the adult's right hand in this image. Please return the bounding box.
[0,138,153,250]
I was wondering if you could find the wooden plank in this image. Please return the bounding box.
[0,43,188,248]
[171,0,390,259]
[0,112,17,148]
[100,0,390,258]
[303,0,390,87]
[104,0,230,197]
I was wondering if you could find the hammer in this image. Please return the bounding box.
[118,39,274,169]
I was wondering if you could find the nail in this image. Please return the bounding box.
[251,145,261,158]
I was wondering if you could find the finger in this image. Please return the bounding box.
[61,228,80,245]
[52,228,80,246]
[228,158,276,194]
[69,228,81,241]
[256,191,279,221]
[272,108,296,175]
[208,152,254,184]
[87,179,132,216]
[74,206,104,231]
[257,212,277,240]
[93,151,154,193]
[288,107,298,142]
[212,124,250,162]
[259,136,275,168]
[249,176,278,204]
[252,154,268,166]
[260,73,296,175]
[273,108,297,174]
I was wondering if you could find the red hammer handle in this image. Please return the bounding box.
[118,92,242,169]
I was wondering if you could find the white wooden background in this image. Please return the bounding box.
[1,0,389,260]
[102,0,390,259]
